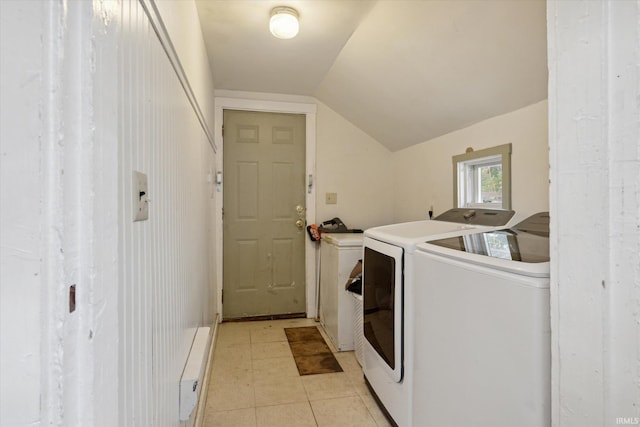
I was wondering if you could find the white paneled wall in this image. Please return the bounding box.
[117,1,215,425]
[2,1,216,425]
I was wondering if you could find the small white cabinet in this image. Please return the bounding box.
[319,233,363,351]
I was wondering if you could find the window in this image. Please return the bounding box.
[452,143,512,210]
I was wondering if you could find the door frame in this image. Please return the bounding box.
[214,93,318,320]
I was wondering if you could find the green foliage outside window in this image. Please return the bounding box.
[480,165,502,202]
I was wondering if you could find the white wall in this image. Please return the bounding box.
[548,0,640,425]
[0,1,122,424]
[0,0,217,425]
[154,0,216,130]
[151,0,218,328]
[315,101,395,229]
[117,1,216,426]
[186,0,219,329]
[1,2,118,424]
[391,100,549,222]
[0,2,47,425]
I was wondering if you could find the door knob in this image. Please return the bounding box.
[295,219,305,229]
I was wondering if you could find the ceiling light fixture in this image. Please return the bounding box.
[270,6,299,39]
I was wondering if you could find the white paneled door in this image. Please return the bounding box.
[223,110,306,319]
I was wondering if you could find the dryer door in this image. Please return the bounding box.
[362,237,403,382]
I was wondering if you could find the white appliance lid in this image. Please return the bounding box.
[364,220,486,249]
[363,208,519,249]
[417,213,551,278]
[322,233,364,247]
[419,242,550,278]
[433,208,515,226]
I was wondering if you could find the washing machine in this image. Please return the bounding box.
[362,208,517,427]
[412,212,550,427]
[319,233,364,351]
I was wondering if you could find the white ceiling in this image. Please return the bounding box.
[195,0,547,151]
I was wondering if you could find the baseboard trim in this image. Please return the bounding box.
[193,314,220,427]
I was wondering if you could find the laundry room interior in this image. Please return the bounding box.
[1,1,638,427]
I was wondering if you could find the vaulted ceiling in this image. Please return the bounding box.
[195,0,547,151]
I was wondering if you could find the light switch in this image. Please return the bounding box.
[133,171,149,222]
[325,192,337,204]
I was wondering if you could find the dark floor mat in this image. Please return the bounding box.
[284,326,343,376]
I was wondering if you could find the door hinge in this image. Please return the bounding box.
[221,124,224,138]
[221,289,224,304]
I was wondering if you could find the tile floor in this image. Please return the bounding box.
[202,318,392,427]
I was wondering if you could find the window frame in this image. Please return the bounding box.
[452,143,512,210]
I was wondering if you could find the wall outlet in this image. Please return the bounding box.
[325,192,337,204]
[133,171,149,222]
